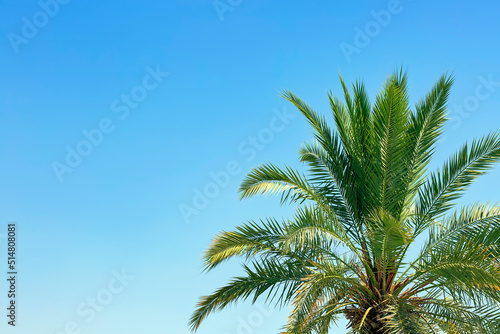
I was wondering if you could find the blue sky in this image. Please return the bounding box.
[1,0,500,333]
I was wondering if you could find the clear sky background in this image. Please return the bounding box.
[1,0,500,333]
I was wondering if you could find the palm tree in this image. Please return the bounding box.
[189,70,500,333]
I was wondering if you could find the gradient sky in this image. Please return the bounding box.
[1,0,500,333]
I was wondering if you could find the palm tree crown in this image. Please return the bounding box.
[190,70,500,333]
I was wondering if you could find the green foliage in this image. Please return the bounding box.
[189,70,500,333]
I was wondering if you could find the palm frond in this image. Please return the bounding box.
[189,258,308,331]
[416,132,500,222]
